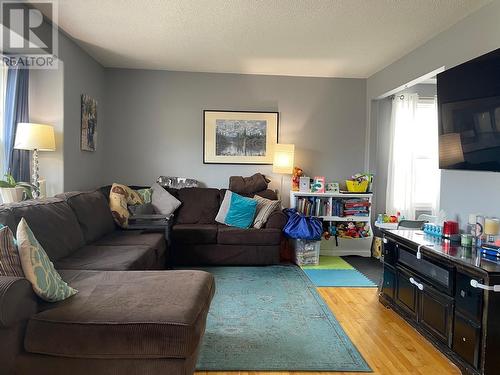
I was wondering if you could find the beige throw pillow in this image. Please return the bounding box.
[252,195,281,229]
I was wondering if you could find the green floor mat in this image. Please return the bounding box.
[301,256,354,270]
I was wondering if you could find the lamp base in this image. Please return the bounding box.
[32,149,40,199]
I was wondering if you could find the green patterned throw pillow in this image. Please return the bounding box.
[136,188,152,204]
[17,218,77,302]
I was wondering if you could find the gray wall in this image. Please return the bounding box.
[29,65,64,197]
[58,32,106,192]
[367,0,500,227]
[26,15,106,195]
[102,69,366,204]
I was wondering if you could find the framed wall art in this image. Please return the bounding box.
[203,110,278,164]
[81,94,97,151]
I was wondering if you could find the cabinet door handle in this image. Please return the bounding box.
[409,277,424,291]
[470,279,500,292]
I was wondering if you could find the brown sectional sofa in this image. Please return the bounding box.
[0,190,215,375]
[97,185,288,266]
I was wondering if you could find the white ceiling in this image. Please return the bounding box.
[39,0,491,78]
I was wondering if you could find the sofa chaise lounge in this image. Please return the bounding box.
[0,190,215,375]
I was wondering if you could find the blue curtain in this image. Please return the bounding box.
[4,67,30,182]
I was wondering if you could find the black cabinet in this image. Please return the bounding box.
[381,266,396,300]
[455,272,483,324]
[380,230,500,375]
[394,265,453,345]
[453,312,481,369]
[382,237,397,265]
[419,283,454,346]
[395,266,418,318]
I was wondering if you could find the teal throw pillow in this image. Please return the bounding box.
[216,190,258,229]
[17,217,78,302]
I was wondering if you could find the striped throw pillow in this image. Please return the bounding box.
[252,195,281,229]
[0,226,23,277]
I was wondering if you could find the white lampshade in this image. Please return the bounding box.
[272,144,295,174]
[439,133,464,168]
[14,123,55,151]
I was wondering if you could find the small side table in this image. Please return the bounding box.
[128,214,173,246]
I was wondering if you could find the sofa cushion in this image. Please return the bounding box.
[25,269,215,359]
[217,225,282,245]
[7,198,85,261]
[172,224,217,245]
[57,191,116,243]
[54,244,158,271]
[93,230,166,267]
[176,188,220,224]
[0,207,16,232]
[264,210,288,230]
[17,218,78,302]
[0,276,38,328]
[0,226,23,277]
[94,230,165,248]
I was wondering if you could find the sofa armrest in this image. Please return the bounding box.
[264,210,287,230]
[0,277,38,328]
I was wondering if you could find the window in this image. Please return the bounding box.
[0,61,6,175]
[386,93,440,219]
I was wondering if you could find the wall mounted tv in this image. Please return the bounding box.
[438,48,500,172]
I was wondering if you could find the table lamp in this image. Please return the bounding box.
[272,143,294,200]
[14,123,55,199]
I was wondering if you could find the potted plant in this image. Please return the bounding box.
[0,174,35,203]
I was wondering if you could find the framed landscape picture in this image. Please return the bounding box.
[203,110,279,164]
[81,94,97,151]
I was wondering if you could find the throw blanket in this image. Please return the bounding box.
[109,183,144,228]
[229,173,270,195]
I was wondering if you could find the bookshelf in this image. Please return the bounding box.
[289,191,373,257]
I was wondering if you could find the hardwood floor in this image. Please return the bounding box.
[196,287,460,375]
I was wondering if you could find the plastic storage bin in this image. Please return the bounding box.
[345,180,368,192]
[292,239,320,266]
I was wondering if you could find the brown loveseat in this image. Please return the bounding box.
[169,187,287,265]
[0,191,215,375]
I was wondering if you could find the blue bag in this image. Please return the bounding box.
[282,208,323,241]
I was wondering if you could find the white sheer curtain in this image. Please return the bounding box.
[386,93,440,219]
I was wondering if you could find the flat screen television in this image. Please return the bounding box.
[437,48,500,172]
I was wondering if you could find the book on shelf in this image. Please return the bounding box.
[294,196,371,218]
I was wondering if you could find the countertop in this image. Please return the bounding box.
[383,229,500,275]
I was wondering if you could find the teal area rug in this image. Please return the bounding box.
[196,265,371,372]
[304,269,377,287]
